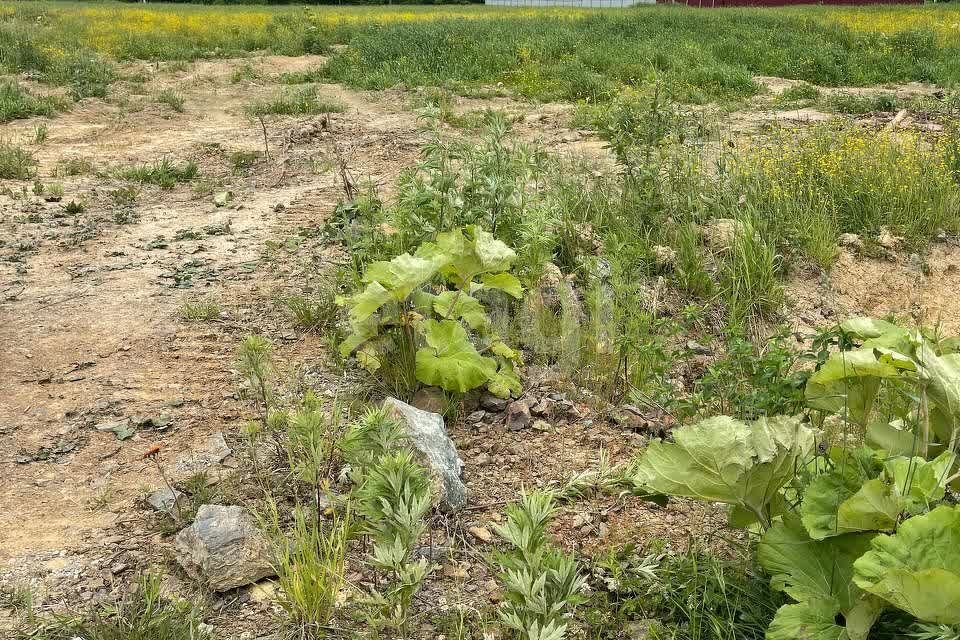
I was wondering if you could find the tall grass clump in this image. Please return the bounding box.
[115,159,198,189]
[0,82,66,123]
[734,124,960,252]
[0,141,37,179]
[262,500,351,634]
[12,573,210,640]
[246,86,344,117]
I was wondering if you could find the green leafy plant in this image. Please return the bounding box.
[492,490,586,640]
[634,316,960,640]
[338,225,523,399]
[805,317,960,458]
[341,409,433,637]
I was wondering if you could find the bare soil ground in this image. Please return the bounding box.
[1,57,957,637]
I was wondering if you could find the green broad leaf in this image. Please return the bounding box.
[348,281,392,324]
[478,272,523,299]
[759,513,881,640]
[430,227,518,287]
[809,347,916,386]
[885,451,957,514]
[841,317,909,341]
[916,345,960,443]
[490,339,519,360]
[410,289,436,315]
[363,252,441,300]
[466,225,516,273]
[837,479,900,534]
[806,378,880,429]
[866,420,921,457]
[433,291,489,330]
[802,450,898,539]
[853,505,960,624]
[339,316,379,358]
[487,359,522,399]
[766,600,849,640]
[414,319,496,393]
[356,341,384,372]
[634,415,814,521]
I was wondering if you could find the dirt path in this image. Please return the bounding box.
[0,55,424,602]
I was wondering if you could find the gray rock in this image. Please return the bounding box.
[838,233,862,250]
[505,400,531,431]
[466,410,486,423]
[146,486,186,514]
[174,505,275,592]
[686,340,712,356]
[480,393,508,412]
[651,245,677,270]
[176,432,232,473]
[383,397,467,512]
[412,387,446,414]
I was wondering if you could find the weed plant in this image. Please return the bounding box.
[246,87,344,117]
[0,142,37,179]
[115,159,199,189]
[0,81,66,123]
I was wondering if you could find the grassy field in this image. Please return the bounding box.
[2,1,959,101]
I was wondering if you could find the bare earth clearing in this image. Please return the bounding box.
[2,55,958,637]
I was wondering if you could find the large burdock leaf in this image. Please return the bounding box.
[487,359,522,399]
[347,281,392,324]
[428,226,517,287]
[802,450,898,539]
[634,415,813,523]
[916,345,960,442]
[415,319,496,393]
[853,505,960,624]
[433,291,489,330]
[806,347,914,427]
[759,514,882,640]
[885,451,956,514]
[766,600,849,640]
[364,253,442,300]
[477,272,523,299]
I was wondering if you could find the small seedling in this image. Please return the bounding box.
[33,123,49,144]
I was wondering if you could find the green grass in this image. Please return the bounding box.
[179,297,221,321]
[322,7,960,104]
[245,86,345,117]
[825,90,899,114]
[155,88,185,112]
[13,573,210,640]
[115,158,198,189]
[0,141,37,179]
[0,81,67,123]
[2,3,959,107]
